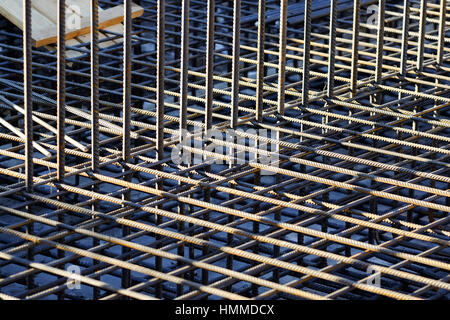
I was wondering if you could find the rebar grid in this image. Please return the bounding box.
[0,0,449,300]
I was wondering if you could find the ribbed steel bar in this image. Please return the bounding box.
[277,0,287,115]
[56,0,66,183]
[416,0,427,72]
[400,0,410,76]
[255,0,265,122]
[56,0,67,300]
[121,0,133,292]
[327,0,338,97]
[302,0,312,106]
[350,0,360,98]
[375,0,385,84]
[90,0,101,299]
[204,0,215,130]
[90,0,100,173]
[22,0,34,292]
[22,0,33,193]
[179,0,190,135]
[123,0,132,163]
[437,0,447,65]
[156,0,165,160]
[230,0,241,129]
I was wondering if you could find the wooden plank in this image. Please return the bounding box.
[34,3,143,47]
[45,0,132,60]
[0,0,143,48]
[31,0,57,22]
[31,0,90,59]
[0,0,87,57]
[64,0,119,48]
[0,0,55,32]
[34,0,118,49]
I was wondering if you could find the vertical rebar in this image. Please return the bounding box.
[350,0,360,98]
[327,0,338,98]
[156,0,166,299]
[416,0,427,72]
[227,1,241,280]
[56,0,66,300]
[205,0,215,131]
[23,0,34,291]
[123,0,132,165]
[375,0,385,84]
[400,0,410,76]
[156,0,165,160]
[23,0,33,194]
[91,0,100,174]
[231,0,240,129]
[177,0,191,291]
[256,0,265,122]
[180,0,189,136]
[277,0,287,115]
[121,0,132,292]
[399,0,411,213]
[203,0,214,286]
[90,0,100,299]
[57,0,66,184]
[302,0,312,107]
[437,0,446,65]
[374,0,386,105]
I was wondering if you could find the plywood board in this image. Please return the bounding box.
[0,0,144,48]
